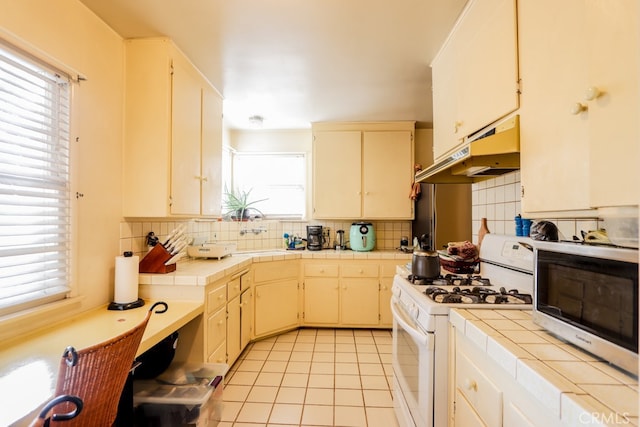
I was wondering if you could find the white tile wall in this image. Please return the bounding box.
[471,171,600,243]
[120,219,412,258]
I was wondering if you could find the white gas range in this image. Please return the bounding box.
[391,234,534,427]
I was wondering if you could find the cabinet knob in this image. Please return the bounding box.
[218,320,223,325]
[570,102,587,115]
[454,121,463,133]
[464,378,478,392]
[585,86,601,101]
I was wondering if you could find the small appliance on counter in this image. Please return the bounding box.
[350,222,375,251]
[306,225,324,251]
[187,241,236,259]
[334,229,346,250]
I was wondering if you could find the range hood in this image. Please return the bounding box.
[416,115,520,184]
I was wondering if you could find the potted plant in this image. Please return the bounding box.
[222,185,267,221]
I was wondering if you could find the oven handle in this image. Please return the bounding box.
[391,300,429,346]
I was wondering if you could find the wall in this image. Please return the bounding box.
[0,0,125,334]
[471,171,599,243]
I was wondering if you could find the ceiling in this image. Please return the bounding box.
[79,0,466,130]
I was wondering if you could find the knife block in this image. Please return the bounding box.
[139,244,177,274]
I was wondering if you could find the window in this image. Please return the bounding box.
[0,42,71,316]
[232,152,306,218]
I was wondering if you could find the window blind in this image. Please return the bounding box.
[0,43,71,316]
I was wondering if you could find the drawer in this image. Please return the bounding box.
[207,340,227,364]
[228,277,242,300]
[207,284,227,313]
[456,350,502,427]
[341,264,378,278]
[207,306,226,355]
[304,264,339,277]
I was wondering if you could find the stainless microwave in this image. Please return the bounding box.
[533,241,638,375]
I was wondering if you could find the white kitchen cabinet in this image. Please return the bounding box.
[303,264,340,325]
[123,38,223,217]
[254,280,300,337]
[340,264,379,326]
[253,261,300,338]
[431,0,519,159]
[519,0,639,215]
[312,122,415,220]
[226,293,241,366]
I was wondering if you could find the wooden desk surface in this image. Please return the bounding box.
[0,299,203,426]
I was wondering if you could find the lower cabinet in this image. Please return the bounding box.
[451,327,566,427]
[254,280,300,337]
[302,260,401,327]
[226,294,241,366]
[252,256,301,339]
[240,287,253,350]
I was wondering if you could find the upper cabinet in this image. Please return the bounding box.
[431,0,519,160]
[518,0,639,215]
[123,38,223,217]
[312,122,415,220]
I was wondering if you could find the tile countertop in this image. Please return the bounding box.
[449,308,638,426]
[138,249,412,287]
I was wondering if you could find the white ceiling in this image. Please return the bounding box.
[79,0,466,130]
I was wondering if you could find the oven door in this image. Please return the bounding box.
[391,297,434,427]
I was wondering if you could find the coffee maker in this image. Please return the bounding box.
[306,225,323,251]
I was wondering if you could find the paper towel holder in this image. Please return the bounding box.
[108,251,145,311]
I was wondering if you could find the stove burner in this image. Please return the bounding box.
[424,285,532,305]
[408,273,492,287]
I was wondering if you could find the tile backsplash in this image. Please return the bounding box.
[471,171,600,243]
[120,219,412,257]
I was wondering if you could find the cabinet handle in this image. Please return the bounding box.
[570,102,587,115]
[454,121,463,133]
[585,86,601,101]
[464,378,478,392]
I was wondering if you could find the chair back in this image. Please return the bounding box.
[44,301,167,426]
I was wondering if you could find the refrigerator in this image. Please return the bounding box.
[412,182,472,251]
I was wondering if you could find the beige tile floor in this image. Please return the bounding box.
[219,328,400,427]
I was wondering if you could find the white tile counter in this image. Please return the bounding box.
[450,308,638,426]
[138,249,411,288]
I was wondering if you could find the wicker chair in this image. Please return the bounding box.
[33,301,168,427]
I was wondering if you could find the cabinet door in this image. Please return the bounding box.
[432,30,462,160]
[341,279,379,325]
[254,280,299,337]
[454,390,487,427]
[170,54,203,215]
[379,276,393,327]
[456,0,519,137]
[312,131,362,218]
[201,86,223,216]
[206,306,226,357]
[362,131,413,219]
[518,0,592,214]
[587,0,639,208]
[304,278,340,325]
[226,294,241,366]
[240,288,253,349]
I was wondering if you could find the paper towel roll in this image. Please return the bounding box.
[114,254,139,304]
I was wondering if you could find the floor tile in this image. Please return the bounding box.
[305,388,334,405]
[269,403,303,424]
[224,328,398,427]
[236,402,273,423]
[334,405,367,427]
[335,388,364,406]
[276,387,307,404]
[247,385,279,403]
[301,404,334,425]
